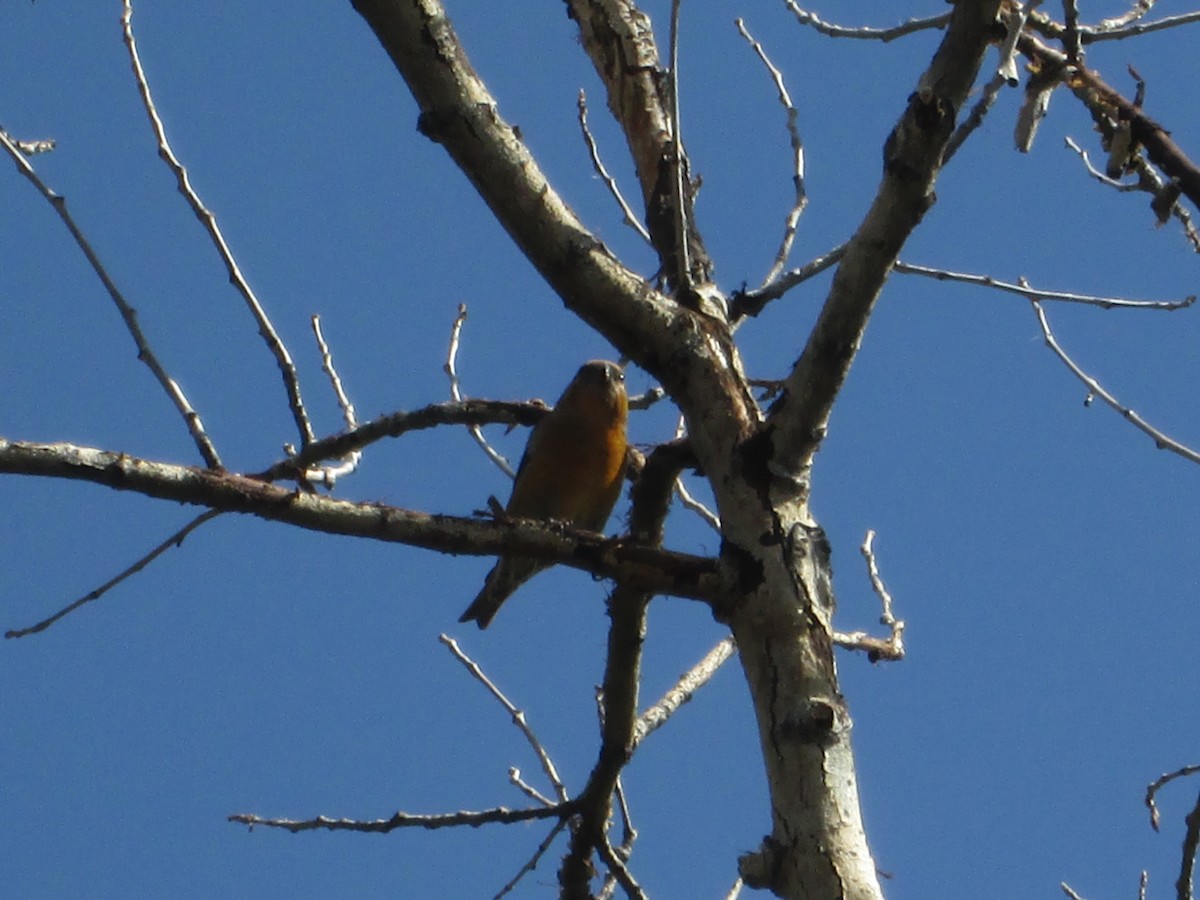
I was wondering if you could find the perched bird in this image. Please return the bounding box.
[459,360,629,628]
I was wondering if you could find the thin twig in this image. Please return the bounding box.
[723,877,746,900]
[255,397,545,484]
[228,802,572,833]
[596,835,647,900]
[494,818,570,900]
[1146,764,1200,831]
[1064,136,1142,191]
[896,259,1194,310]
[1060,883,1088,900]
[734,18,807,289]
[302,315,361,487]
[0,126,222,468]
[1062,0,1083,63]
[731,242,847,320]
[1064,136,1200,250]
[832,530,905,662]
[577,90,652,244]
[1069,9,1200,43]
[12,136,55,156]
[632,636,736,748]
[1032,300,1200,465]
[509,767,555,808]
[945,70,1009,165]
[122,0,315,448]
[439,634,569,802]
[1100,1,1155,31]
[674,478,720,532]
[614,776,637,851]
[5,510,221,639]
[443,304,516,478]
[783,2,952,41]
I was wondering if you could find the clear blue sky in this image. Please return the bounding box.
[4,2,1200,898]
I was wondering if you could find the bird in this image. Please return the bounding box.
[459,360,629,628]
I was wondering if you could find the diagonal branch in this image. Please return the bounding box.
[122,0,316,448]
[768,0,1006,482]
[0,126,223,469]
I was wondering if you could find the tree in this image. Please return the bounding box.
[5,2,1200,898]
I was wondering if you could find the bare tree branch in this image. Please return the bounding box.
[0,126,222,469]
[440,635,569,803]
[443,303,517,479]
[576,90,653,244]
[782,3,952,42]
[895,259,1194,310]
[735,17,808,289]
[228,802,572,834]
[5,510,221,639]
[1031,301,1200,465]
[122,0,315,448]
[770,0,1004,480]
[0,439,719,609]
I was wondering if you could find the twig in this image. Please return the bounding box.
[1064,10,1200,43]
[577,90,652,244]
[945,70,1010,165]
[895,259,1194,310]
[443,304,516,478]
[613,776,637,850]
[724,878,746,900]
[255,397,544,483]
[832,530,905,662]
[783,2,952,41]
[5,510,221,639]
[731,242,847,320]
[1064,136,1200,250]
[12,136,55,156]
[735,18,807,289]
[1064,136,1142,191]
[1147,764,1200,831]
[0,126,222,469]
[1032,300,1200,465]
[1062,0,1083,64]
[632,636,736,747]
[1060,883,1088,900]
[122,0,315,448]
[1100,1,1155,31]
[628,386,666,411]
[596,835,647,900]
[674,477,720,532]
[494,818,570,900]
[301,315,361,487]
[509,767,555,808]
[228,802,571,833]
[439,634,568,802]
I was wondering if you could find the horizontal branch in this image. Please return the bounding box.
[257,398,547,481]
[228,801,573,834]
[0,438,718,601]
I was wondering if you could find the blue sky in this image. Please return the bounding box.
[4,2,1200,898]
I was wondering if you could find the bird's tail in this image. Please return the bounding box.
[458,557,545,628]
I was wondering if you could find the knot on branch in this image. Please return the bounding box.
[737,835,785,892]
[883,87,955,182]
[782,697,837,744]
